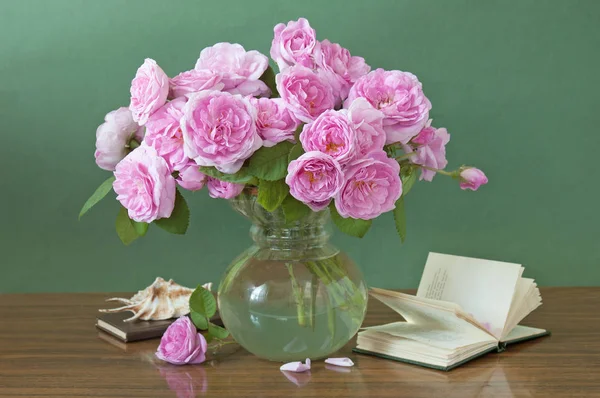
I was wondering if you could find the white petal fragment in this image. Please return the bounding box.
[324,357,354,367]
[280,358,311,373]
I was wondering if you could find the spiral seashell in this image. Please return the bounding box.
[99,277,212,322]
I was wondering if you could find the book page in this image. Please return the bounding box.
[501,325,547,344]
[502,278,536,336]
[416,253,523,339]
[367,290,496,350]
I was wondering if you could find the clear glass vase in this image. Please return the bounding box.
[217,191,368,362]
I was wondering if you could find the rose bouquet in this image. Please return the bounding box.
[81,18,487,361]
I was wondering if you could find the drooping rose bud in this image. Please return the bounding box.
[459,167,488,191]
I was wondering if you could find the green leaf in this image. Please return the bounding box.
[115,206,140,246]
[281,195,311,223]
[132,221,149,236]
[383,144,397,158]
[401,165,418,196]
[329,203,372,238]
[247,141,294,181]
[189,285,217,318]
[203,332,214,344]
[79,176,116,219]
[154,189,190,235]
[199,166,256,184]
[393,196,407,243]
[208,322,229,339]
[259,65,278,97]
[190,310,209,330]
[288,144,304,164]
[257,179,288,212]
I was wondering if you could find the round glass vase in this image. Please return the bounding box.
[217,191,368,362]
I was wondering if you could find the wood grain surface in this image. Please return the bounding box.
[0,287,599,397]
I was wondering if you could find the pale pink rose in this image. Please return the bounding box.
[182,90,262,174]
[345,68,431,144]
[169,69,224,99]
[270,18,318,70]
[334,151,402,220]
[206,178,245,199]
[346,98,386,157]
[299,110,358,165]
[405,123,450,182]
[143,98,189,171]
[250,97,300,147]
[459,167,488,191]
[285,151,344,211]
[156,316,207,365]
[194,43,270,97]
[315,39,370,103]
[95,107,144,171]
[129,58,169,125]
[177,162,207,191]
[276,65,335,123]
[113,145,176,223]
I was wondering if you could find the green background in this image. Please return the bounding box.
[1,0,598,293]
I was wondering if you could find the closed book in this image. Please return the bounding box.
[96,312,175,342]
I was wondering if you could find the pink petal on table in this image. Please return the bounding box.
[280,359,310,373]
[305,358,311,368]
[324,357,354,367]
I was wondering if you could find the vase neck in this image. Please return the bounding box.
[250,221,331,252]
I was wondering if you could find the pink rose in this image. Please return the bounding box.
[316,39,370,103]
[95,107,144,171]
[156,316,207,365]
[299,110,358,165]
[276,65,335,123]
[143,98,189,171]
[334,151,402,220]
[270,18,318,70]
[206,178,245,199]
[182,90,262,174]
[113,145,176,223]
[459,167,488,191]
[129,58,169,125]
[345,68,431,144]
[346,98,386,157]
[169,69,224,99]
[195,43,269,97]
[251,97,300,147]
[285,151,344,211]
[405,123,450,182]
[177,162,207,192]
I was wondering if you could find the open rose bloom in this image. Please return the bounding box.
[84,16,487,243]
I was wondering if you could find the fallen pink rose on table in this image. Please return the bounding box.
[156,317,208,365]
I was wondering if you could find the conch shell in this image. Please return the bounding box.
[99,277,212,322]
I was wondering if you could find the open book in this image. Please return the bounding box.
[354,253,549,371]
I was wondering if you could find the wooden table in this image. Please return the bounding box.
[1,287,599,397]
